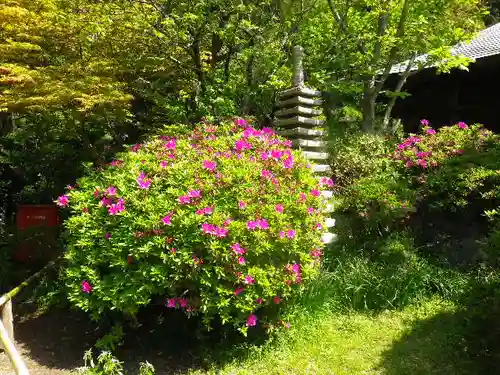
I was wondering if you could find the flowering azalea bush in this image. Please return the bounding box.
[335,120,500,251]
[59,118,330,333]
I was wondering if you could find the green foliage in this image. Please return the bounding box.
[61,118,329,333]
[78,349,155,375]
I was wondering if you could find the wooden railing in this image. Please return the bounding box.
[0,260,57,375]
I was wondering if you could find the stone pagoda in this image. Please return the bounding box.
[274,45,336,244]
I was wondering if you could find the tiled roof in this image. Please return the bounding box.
[389,23,500,74]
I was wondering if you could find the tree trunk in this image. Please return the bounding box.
[361,82,376,132]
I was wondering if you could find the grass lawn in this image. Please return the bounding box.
[188,298,472,375]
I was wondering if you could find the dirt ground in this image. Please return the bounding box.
[0,302,213,375]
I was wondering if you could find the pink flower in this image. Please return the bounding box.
[273,296,281,304]
[165,139,177,150]
[406,161,414,168]
[420,119,429,126]
[160,161,168,168]
[81,280,92,294]
[457,121,468,129]
[238,257,246,265]
[287,230,296,239]
[178,298,188,308]
[298,192,307,202]
[247,314,257,327]
[247,221,258,230]
[188,190,201,198]
[426,128,436,135]
[279,231,285,239]
[130,144,141,152]
[307,207,315,214]
[178,195,191,204]
[105,232,111,240]
[256,298,263,305]
[223,218,233,226]
[232,243,246,255]
[257,219,269,230]
[170,248,177,254]
[56,195,70,207]
[319,177,334,187]
[245,275,255,284]
[234,287,245,296]
[261,152,270,161]
[283,156,294,169]
[203,160,217,171]
[215,227,228,238]
[262,127,274,135]
[235,139,252,152]
[108,199,125,215]
[271,150,284,160]
[162,213,173,225]
[310,249,322,258]
[291,263,301,274]
[137,172,152,189]
[311,189,321,197]
[315,223,323,230]
[201,223,216,235]
[417,159,428,168]
[106,186,117,196]
[110,160,123,167]
[100,197,112,207]
[261,169,273,178]
[196,207,213,216]
[238,201,247,209]
[275,204,284,213]
[167,298,177,308]
[235,118,247,127]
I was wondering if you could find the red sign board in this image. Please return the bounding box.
[15,205,60,262]
[16,205,59,230]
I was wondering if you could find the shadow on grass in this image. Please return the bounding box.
[381,276,500,375]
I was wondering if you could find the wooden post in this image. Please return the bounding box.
[0,314,29,375]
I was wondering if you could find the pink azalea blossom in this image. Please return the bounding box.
[235,139,252,152]
[223,218,233,226]
[310,249,322,258]
[105,186,117,196]
[100,197,112,207]
[232,243,246,255]
[247,221,258,230]
[238,257,246,265]
[245,275,255,284]
[201,223,216,235]
[239,201,247,209]
[108,199,125,215]
[196,207,213,216]
[261,169,273,178]
[178,298,188,308]
[203,160,217,171]
[426,128,437,135]
[137,172,152,189]
[130,144,141,152]
[164,139,177,150]
[160,161,168,168]
[311,189,321,197]
[170,248,177,254]
[315,223,323,230]
[81,280,92,294]
[167,298,177,308]
[234,118,247,127]
[162,213,173,225]
[262,127,274,135]
[298,192,307,202]
[271,150,284,160]
[291,263,301,274]
[287,230,296,239]
[273,296,281,304]
[105,232,111,240]
[283,156,294,169]
[234,287,245,296]
[247,314,257,327]
[178,195,191,204]
[457,121,468,129]
[279,231,286,239]
[215,227,228,238]
[420,119,430,126]
[56,195,70,207]
[110,160,123,167]
[319,177,334,187]
[307,207,315,214]
[188,190,201,198]
[256,298,263,305]
[257,219,269,230]
[275,204,284,213]
[261,152,270,161]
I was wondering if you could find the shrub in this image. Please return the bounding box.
[335,120,500,267]
[59,118,329,333]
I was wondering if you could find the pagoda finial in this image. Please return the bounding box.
[292,45,304,87]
